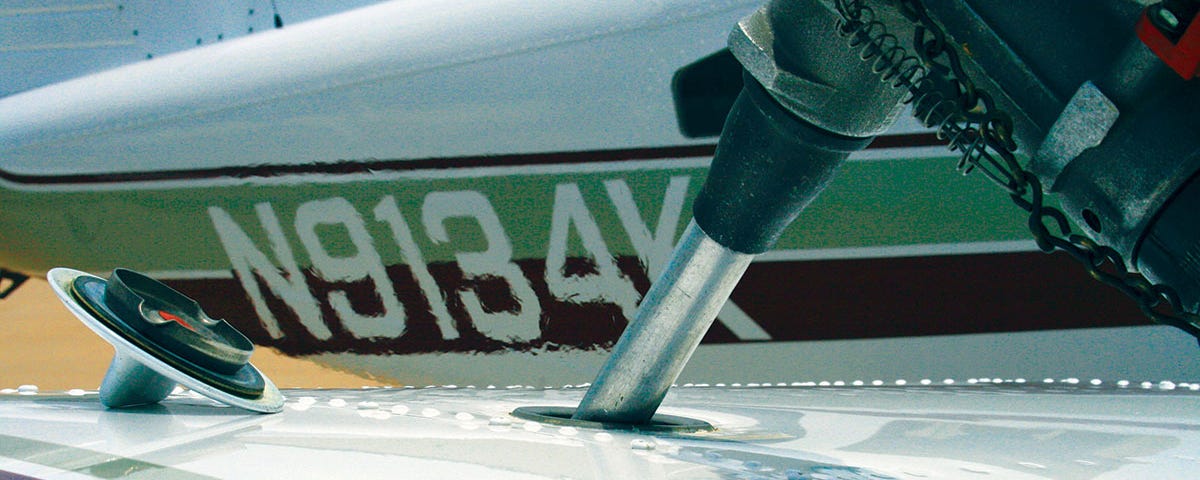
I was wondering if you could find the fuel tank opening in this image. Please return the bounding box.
[512,406,712,433]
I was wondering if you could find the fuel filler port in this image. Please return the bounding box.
[511,406,713,433]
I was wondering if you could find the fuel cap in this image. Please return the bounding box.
[47,267,283,413]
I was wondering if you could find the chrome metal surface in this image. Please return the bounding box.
[574,221,754,424]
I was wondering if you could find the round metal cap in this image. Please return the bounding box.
[48,268,283,413]
[103,268,254,376]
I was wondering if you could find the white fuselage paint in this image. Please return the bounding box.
[205,176,768,343]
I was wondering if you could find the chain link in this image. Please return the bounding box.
[833,0,1200,341]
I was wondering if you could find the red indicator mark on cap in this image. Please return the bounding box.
[159,311,197,332]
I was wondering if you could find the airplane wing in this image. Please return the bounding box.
[2,381,1198,479]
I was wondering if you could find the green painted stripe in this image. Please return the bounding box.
[0,154,1032,273]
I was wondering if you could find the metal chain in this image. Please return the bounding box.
[833,0,1200,341]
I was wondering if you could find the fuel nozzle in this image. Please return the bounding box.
[573,0,910,425]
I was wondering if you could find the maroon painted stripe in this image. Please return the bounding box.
[168,250,1147,357]
[0,133,944,185]
[727,251,1147,342]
